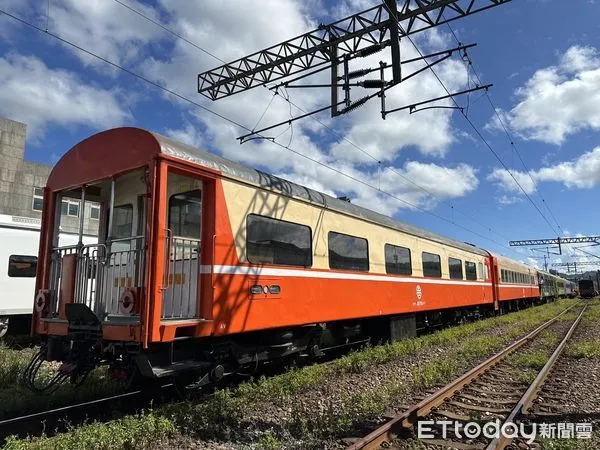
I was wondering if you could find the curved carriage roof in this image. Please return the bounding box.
[49,127,489,256]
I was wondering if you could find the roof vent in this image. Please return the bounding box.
[337,196,351,203]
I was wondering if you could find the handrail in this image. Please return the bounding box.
[162,229,173,290]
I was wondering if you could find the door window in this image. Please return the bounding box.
[169,190,202,238]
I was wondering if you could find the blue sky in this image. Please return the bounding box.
[1,0,600,269]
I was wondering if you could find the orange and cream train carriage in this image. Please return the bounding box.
[24,127,549,389]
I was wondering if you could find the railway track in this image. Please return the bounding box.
[0,301,582,446]
[348,303,587,450]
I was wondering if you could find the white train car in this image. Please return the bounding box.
[0,214,95,337]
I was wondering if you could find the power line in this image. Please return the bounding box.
[383,2,559,237]
[0,6,524,258]
[442,20,565,234]
[109,0,515,244]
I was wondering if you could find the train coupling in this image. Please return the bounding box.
[21,304,103,393]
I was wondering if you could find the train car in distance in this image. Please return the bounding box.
[20,127,563,390]
[578,279,597,299]
[0,214,41,337]
[537,271,567,299]
[0,214,96,338]
[564,279,578,298]
[490,253,539,307]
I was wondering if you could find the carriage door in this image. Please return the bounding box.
[162,173,202,320]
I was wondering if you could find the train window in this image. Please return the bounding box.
[501,269,506,282]
[484,264,489,280]
[385,244,412,275]
[112,204,133,239]
[248,215,312,267]
[422,252,441,278]
[448,257,463,280]
[8,255,37,277]
[478,262,483,280]
[328,231,368,272]
[465,261,477,281]
[169,190,202,238]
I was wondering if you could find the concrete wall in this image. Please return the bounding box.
[0,117,99,235]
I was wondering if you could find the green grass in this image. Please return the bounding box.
[566,341,600,359]
[509,349,550,370]
[411,359,457,388]
[458,335,503,360]
[0,345,37,387]
[515,369,538,384]
[6,298,580,449]
[2,411,175,450]
[564,300,600,359]
[0,344,120,421]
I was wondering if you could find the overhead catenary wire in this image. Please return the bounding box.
[382,2,560,238]
[442,19,565,235]
[0,6,525,259]
[108,0,516,245]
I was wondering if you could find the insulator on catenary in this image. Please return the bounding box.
[361,79,384,89]
[346,68,371,79]
[357,43,386,57]
[340,96,369,114]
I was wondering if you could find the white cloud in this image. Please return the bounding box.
[4,0,479,217]
[490,45,600,144]
[524,257,540,269]
[165,123,204,148]
[488,146,600,197]
[47,0,162,68]
[0,53,130,138]
[487,168,536,195]
[279,160,478,216]
[535,146,600,188]
[497,194,524,205]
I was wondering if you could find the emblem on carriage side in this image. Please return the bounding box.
[413,285,425,306]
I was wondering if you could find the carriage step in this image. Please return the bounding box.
[151,360,212,378]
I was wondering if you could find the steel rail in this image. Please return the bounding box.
[0,389,143,439]
[486,303,588,450]
[347,303,579,450]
